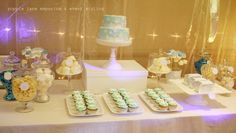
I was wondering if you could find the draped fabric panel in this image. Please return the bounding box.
[0,0,235,86]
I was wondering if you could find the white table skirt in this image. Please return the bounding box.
[0,79,236,133]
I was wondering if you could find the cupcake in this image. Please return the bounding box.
[123,95,130,100]
[167,100,178,110]
[111,93,123,101]
[150,93,159,100]
[154,97,163,104]
[83,94,92,99]
[128,102,139,112]
[159,94,170,99]
[72,90,80,95]
[157,100,169,111]
[120,91,128,97]
[117,102,128,113]
[75,104,86,115]
[154,88,162,93]
[81,90,90,95]
[115,99,126,105]
[126,99,139,112]
[85,98,96,105]
[87,103,98,114]
[157,91,165,95]
[108,88,117,94]
[73,94,83,99]
[118,88,127,94]
[147,91,156,97]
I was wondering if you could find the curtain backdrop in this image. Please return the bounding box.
[0,0,235,83]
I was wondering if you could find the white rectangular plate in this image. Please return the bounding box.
[139,92,183,112]
[65,95,104,117]
[103,93,143,115]
[169,79,232,95]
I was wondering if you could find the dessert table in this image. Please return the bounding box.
[0,79,236,133]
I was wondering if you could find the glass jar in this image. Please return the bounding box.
[0,51,20,101]
[194,52,211,74]
[32,51,55,103]
[56,48,83,93]
[12,69,37,113]
[147,50,171,77]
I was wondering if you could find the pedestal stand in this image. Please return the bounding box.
[96,39,131,70]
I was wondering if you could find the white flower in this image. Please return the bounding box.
[211,67,219,75]
[174,57,180,63]
[182,59,188,64]
[228,66,234,73]
[178,60,184,66]
[22,46,32,57]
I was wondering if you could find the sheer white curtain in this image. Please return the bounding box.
[0,0,235,80]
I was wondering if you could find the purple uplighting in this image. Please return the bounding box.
[4,27,11,32]
[202,113,234,124]
[16,16,37,43]
[0,17,13,44]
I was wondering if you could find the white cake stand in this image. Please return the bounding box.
[169,79,232,106]
[96,39,132,70]
[56,70,82,94]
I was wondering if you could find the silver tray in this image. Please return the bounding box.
[65,95,104,117]
[103,93,143,115]
[139,92,183,112]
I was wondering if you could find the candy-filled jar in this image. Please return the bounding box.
[12,70,37,113]
[34,68,54,102]
[0,51,20,101]
[194,52,211,74]
[32,51,54,103]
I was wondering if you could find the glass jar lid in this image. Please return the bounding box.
[3,51,21,70]
[31,50,53,69]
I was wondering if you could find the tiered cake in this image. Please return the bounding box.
[97,15,131,44]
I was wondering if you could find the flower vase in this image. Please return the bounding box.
[166,61,182,79]
[166,70,182,79]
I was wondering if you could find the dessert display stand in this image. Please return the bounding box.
[96,39,132,70]
[82,38,147,94]
[82,60,148,94]
[15,101,34,113]
[169,79,232,105]
[56,49,83,94]
[56,71,82,94]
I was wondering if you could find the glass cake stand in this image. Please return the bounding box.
[96,39,132,70]
[56,49,83,93]
[147,52,171,86]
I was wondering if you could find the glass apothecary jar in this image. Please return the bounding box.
[12,69,37,113]
[147,50,171,80]
[0,51,21,101]
[56,48,83,93]
[31,51,55,103]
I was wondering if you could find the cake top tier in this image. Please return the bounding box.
[102,15,127,28]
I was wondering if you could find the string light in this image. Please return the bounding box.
[170,33,181,39]
[147,32,159,40]
[28,29,40,33]
[170,33,181,42]
[130,37,134,41]
[56,32,65,36]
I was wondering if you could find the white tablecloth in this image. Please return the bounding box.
[1,79,236,133]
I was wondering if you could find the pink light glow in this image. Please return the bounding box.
[4,27,11,32]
